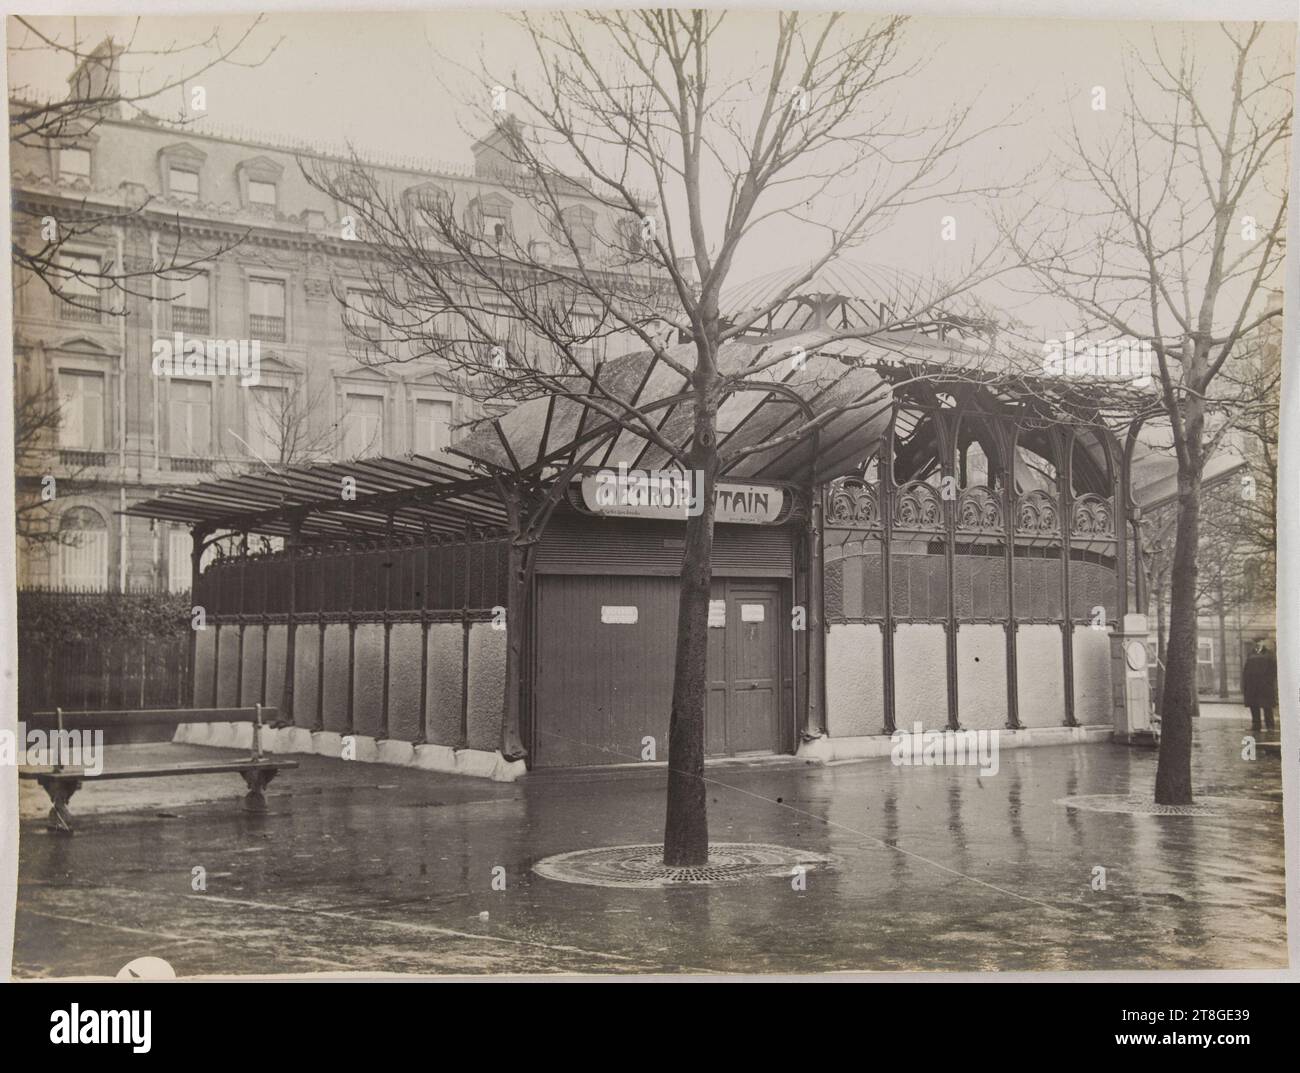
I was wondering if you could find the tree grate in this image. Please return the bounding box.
[533,843,835,888]
[1055,793,1278,817]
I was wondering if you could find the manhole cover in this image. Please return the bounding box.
[1055,793,1278,817]
[533,842,835,888]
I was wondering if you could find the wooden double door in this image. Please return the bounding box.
[532,575,785,768]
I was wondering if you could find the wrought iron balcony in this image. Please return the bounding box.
[170,456,215,473]
[249,314,285,342]
[58,449,108,468]
[170,305,210,333]
[58,301,101,323]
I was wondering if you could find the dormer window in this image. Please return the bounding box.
[58,147,92,183]
[235,155,286,213]
[169,166,199,202]
[248,180,277,208]
[559,205,596,252]
[467,193,513,247]
[158,142,208,203]
[403,182,450,236]
[485,213,509,243]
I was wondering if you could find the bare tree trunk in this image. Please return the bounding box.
[1155,469,1202,805]
[1154,584,1166,713]
[663,403,719,867]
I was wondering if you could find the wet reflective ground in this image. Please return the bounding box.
[14,709,1289,976]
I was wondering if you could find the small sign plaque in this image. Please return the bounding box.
[579,469,786,525]
[600,605,639,625]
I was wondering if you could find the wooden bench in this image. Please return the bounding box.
[21,705,298,833]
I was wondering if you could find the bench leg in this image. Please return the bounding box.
[240,767,279,813]
[38,777,82,834]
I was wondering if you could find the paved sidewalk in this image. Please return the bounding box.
[14,710,1288,976]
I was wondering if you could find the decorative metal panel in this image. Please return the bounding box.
[893,481,945,531]
[1071,494,1115,539]
[1015,489,1060,538]
[955,486,1004,534]
[825,477,881,530]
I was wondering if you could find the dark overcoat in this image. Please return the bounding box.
[1241,649,1277,708]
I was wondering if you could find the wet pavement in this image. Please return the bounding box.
[13,705,1290,976]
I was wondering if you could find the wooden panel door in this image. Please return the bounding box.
[533,575,677,767]
[724,583,781,754]
[533,575,784,767]
[705,580,729,756]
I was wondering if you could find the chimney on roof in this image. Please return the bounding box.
[470,115,523,181]
[67,37,125,118]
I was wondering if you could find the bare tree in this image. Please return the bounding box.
[219,378,345,478]
[1001,23,1289,804]
[8,17,279,313]
[1218,315,1281,601]
[306,10,1013,865]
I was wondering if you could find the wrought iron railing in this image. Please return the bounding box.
[59,449,108,468]
[170,456,216,473]
[58,301,101,323]
[170,305,210,333]
[249,314,285,341]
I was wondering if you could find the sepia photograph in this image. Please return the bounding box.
[0,0,1295,1004]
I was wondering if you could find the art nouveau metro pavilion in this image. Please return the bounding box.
[132,264,1183,774]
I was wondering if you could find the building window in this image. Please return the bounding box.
[345,287,384,353]
[55,253,102,321]
[57,370,106,451]
[413,398,453,454]
[58,147,92,183]
[342,393,384,458]
[59,507,108,591]
[248,179,278,208]
[170,272,209,332]
[246,384,288,462]
[559,205,595,252]
[429,309,462,343]
[168,166,200,202]
[404,183,449,235]
[248,278,286,341]
[570,311,602,371]
[169,380,213,457]
[1197,638,1214,665]
[483,211,510,244]
[168,528,193,593]
[469,195,512,245]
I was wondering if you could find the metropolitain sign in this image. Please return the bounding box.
[577,466,787,525]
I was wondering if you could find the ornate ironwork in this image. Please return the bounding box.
[825,477,880,529]
[893,481,944,530]
[1015,489,1060,536]
[955,486,1004,533]
[1072,494,1114,538]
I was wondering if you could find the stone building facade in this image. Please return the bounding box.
[11,55,649,593]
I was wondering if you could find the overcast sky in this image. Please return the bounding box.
[8,11,1294,342]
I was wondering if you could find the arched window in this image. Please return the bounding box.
[59,506,109,590]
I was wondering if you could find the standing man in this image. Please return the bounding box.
[1241,638,1278,734]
